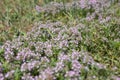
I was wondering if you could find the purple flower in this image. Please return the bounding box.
[0,73,4,80]
[16,48,40,62]
[40,67,54,80]
[54,61,64,72]
[99,16,111,24]
[71,50,81,60]
[69,27,79,35]
[21,61,40,71]
[22,73,35,80]
[4,47,14,61]
[72,60,82,72]
[35,5,41,12]
[59,40,68,48]
[65,70,79,77]
[44,43,53,56]
[89,0,97,5]
[80,0,86,9]
[58,53,70,62]
[5,70,15,78]
[41,56,50,63]
[116,77,120,80]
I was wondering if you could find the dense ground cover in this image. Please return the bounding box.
[0,0,120,80]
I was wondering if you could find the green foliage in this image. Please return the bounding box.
[0,49,5,62]
[0,0,120,79]
[14,68,22,80]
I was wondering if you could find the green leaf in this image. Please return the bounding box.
[14,68,22,80]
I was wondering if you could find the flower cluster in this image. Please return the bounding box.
[35,0,114,24]
[0,0,119,80]
[1,20,116,79]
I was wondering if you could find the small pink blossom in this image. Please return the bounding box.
[65,71,79,77]
[116,77,120,80]
[89,0,97,5]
